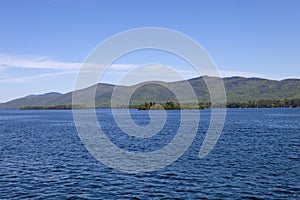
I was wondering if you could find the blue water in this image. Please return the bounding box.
[0,109,299,199]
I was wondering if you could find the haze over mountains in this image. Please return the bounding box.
[0,76,299,109]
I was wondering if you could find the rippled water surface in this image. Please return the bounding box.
[0,109,299,199]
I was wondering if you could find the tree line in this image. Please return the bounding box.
[20,104,89,110]
[19,98,300,110]
[137,98,300,110]
[226,99,300,108]
[137,101,181,110]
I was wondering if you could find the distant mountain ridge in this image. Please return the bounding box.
[0,76,299,109]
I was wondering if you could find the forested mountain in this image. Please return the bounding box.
[0,76,299,109]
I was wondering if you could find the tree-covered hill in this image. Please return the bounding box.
[0,76,299,109]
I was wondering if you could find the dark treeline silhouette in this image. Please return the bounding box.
[137,99,300,110]
[226,99,300,108]
[20,104,89,110]
[20,98,300,110]
[137,101,181,110]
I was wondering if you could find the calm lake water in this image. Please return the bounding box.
[0,109,299,199]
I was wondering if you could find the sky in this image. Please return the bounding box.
[0,0,299,103]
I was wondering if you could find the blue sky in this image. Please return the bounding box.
[0,0,299,102]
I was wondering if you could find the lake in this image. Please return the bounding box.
[0,108,299,199]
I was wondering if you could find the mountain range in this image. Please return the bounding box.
[1,76,299,109]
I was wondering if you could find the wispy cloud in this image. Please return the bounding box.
[0,71,77,83]
[107,64,198,85]
[0,66,6,72]
[0,53,81,70]
[219,70,288,80]
[0,53,138,71]
[0,53,82,83]
[220,70,273,79]
[0,53,138,83]
[1,53,293,85]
